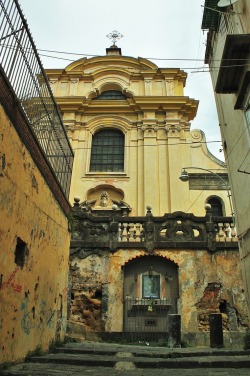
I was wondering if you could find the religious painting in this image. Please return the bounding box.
[142,275,160,298]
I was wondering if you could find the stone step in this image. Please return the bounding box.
[26,351,250,369]
[53,344,250,358]
[2,342,250,375]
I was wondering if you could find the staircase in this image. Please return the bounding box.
[2,341,250,375]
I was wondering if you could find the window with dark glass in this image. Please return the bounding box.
[207,197,223,216]
[90,129,124,172]
[93,90,127,100]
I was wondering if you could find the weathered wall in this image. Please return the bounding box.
[69,249,248,334]
[0,104,70,363]
[203,0,250,317]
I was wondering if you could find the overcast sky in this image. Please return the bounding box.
[18,0,223,160]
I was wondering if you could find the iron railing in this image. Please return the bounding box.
[124,298,172,333]
[0,0,74,198]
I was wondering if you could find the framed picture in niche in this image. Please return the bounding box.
[142,275,160,298]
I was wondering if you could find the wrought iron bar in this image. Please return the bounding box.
[0,0,74,198]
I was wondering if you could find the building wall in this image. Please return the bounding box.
[0,103,70,363]
[46,52,246,337]
[70,248,248,334]
[46,54,231,218]
[203,0,250,314]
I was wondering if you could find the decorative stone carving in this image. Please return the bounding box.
[79,199,97,212]
[111,199,131,215]
[100,191,109,207]
[70,248,105,260]
[191,129,203,142]
[159,219,202,241]
[141,124,159,132]
[165,124,181,134]
[70,204,236,253]
[143,214,155,253]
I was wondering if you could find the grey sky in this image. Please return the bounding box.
[18,0,223,160]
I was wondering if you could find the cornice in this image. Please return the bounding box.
[55,95,198,120]
[64,55,159,72]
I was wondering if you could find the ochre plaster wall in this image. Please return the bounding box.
[0,106,70,363]
[70,249,248,334]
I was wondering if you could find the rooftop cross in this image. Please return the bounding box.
[106,30,123,46]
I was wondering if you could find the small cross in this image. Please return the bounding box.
[106,30,123,46]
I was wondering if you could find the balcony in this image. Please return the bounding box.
[215,34,250,94]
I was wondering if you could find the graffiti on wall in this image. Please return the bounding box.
[20,287,68,335]
[0,267,22,293]
[20,299,57,335]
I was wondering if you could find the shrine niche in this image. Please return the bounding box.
[123,255,179,333]
[79,184,131,215]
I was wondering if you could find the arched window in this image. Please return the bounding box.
[90,129,124,172]
[93,90,127,100]
[207,197,223,217]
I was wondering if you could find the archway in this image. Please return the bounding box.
[123,255,179,333]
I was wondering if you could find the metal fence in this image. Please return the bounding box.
[124,298,172,333]
[0,0,74,198]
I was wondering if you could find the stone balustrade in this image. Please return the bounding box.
[118,222,145,242]
[71,199,238,254]
[214,221,238,242]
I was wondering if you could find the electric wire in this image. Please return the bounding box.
[2,42,246,212]
[71,140,222,152]
[0,43,249,68]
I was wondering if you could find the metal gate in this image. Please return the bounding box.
[124,298,171,333]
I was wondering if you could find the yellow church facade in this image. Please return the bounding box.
[46,46,230,217]
[45,46,248,344]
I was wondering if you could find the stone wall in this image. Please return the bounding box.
[69,248,248,335]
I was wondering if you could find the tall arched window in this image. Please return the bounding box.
[207,197,223,217]
[90,129,124,172]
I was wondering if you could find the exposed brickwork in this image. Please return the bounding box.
[70,268,104,332]
[196,283,247,332]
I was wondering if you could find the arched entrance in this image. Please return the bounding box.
[123,255,179,333]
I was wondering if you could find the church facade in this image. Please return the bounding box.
[45,45,248,343]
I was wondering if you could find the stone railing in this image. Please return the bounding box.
[118,222,145,242]
[214,221,238,243]
[70,199,238,257]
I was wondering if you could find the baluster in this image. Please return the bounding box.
[128,223,135,242]
[225,223,231,241]
[118,223,122,241]
[218,223,226,242]
[121,223,127,241]
[131,223,137,240]
[140,227,145,242]
[135,224,141,242]
[126,223,131,241]
[231,223,237,241]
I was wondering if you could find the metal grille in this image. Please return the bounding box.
[201,0,221,31]
[90,130,124,172]
[0,0,74,198]
[93,90,127,100]
[124,298,171,333]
